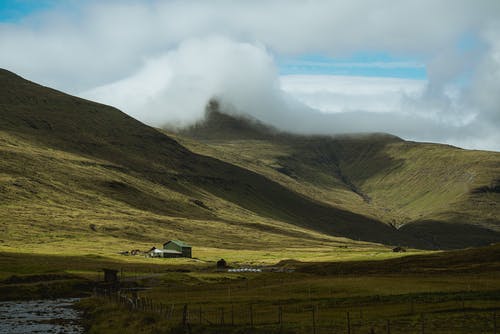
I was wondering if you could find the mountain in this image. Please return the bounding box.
[0,68,433,258]
[1,69,499,253]
[175,103,500,249]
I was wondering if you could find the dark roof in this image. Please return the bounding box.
[163,240,191,248]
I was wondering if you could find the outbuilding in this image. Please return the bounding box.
[163,240,192,258]
[217,258,227,269]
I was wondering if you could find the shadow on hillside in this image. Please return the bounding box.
[400,220,500,250]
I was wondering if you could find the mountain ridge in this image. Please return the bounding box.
[1,68,434,254]
[172,100,500,248]
[1,68,500,251]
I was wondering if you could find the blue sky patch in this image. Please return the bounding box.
[0,0,72,22]
[277,52,427,79]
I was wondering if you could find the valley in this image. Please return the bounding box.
[1,69,499,333]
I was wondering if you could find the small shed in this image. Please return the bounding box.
[163,240,192,258]
[217,258,227,269]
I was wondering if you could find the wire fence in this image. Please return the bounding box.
[96,289,499,333]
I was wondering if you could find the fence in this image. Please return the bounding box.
[96,289,499,333]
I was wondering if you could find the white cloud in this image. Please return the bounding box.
[1,0,500,150]
[280,75,425,113]
[82,36,279,127]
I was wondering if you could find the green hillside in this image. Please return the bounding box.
[0,68,429,264]
[1,68,499,258]
[175,104,500,249]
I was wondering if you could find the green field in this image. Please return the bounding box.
[71,244,500,334]
[1,69,500,332]
[2,244,499,333]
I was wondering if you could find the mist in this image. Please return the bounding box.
[1,1,500,150]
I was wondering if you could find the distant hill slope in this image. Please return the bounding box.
[0,69,435,255]
[175,103,500,249]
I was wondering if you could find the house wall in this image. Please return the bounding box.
[182,247,192,258]
[164,241,192,258]
[163,252,182,258]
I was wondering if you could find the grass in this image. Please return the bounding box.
[173,108,500,248]
[71,245,500,333]
[0,67,438,257]
[2,244,499,332]
[1,69,500,332]
[1,68,499,260]
[0,243,425,281]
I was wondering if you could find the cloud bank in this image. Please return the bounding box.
[83,37,279,126]
[1,1,500,150]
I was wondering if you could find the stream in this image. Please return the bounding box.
[0,298,84,334]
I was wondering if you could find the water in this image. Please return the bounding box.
[0,298,84,334]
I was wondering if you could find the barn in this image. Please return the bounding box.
[163,240,192,258]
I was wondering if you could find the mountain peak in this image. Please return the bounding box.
[177,98,280,140]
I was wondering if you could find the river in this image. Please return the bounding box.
[0,298,84,334]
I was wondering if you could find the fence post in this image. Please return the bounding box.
[220,307,225,325]
[312,305,317,334]
[231,304,235,326]
[182,304,188,327]
[278,305,283,332]
[494,312,497,334]
[347,311,351,334]
[250,304,254,327]
[199,305,202,325]
[387,319,390,334]
[168,304,175,320]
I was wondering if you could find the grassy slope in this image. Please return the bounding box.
[1,68,498,254]
[174,108,500,249]
[0,73,497,331]
[1,68,428,266]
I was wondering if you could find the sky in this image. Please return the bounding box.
[1,1,500,151]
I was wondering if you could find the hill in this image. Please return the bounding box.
[1,68,499,254]
[174,102,500,249]
[0,68,433,262]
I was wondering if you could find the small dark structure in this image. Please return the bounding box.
[217,258,227,269]
[163,240,192,258]
[392,246,407,253]
[102,268,119,283]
